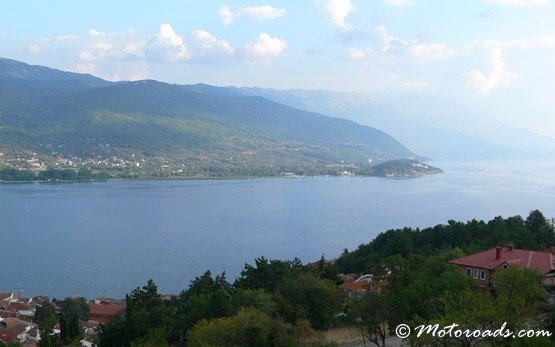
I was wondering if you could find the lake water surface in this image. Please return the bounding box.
[1,160,555,298]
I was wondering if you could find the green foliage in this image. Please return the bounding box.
[124,280,175,344]
[34,301,56,324]
[0,167,35,181]
[235,257,305,292]
[230,288,276,316]
[344,291,389,347]
[59,297,89,343]
[98,317,127,347]
[0,58,425,179]
[186,307,300,347]
[0,342,23,347]
[0,167,108,182]
[494,266,547,330]
[38,315,59,347]
[337,210,555,273]
[177,271,235,336]
[274,273,341,330]
[364,252,475,332]
[99,279,179,347]
[435,266,546,346]
[130,327,171,347]
[234,257,341,330]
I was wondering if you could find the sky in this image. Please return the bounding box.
[1,0,555,137]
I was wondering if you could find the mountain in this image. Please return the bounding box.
[236,87,555,160]
[0,58,421,177]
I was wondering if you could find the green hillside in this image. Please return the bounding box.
[0,58,431,178]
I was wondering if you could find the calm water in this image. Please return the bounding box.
[1,160,555,298]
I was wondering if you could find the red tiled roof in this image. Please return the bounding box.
[339,280,370,292]
[8,302,31,311]
[449,247,555,275]
[0,330,17,341]
[89,303,125,316]
[340,273,358,284]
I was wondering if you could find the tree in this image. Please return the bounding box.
[526,210,555,248]
[177,271,234,334]
[234,257,304,292]
[181,271,231,299]
[59,297,89,343]
[231,288,276,316]
[437,289,497,347]
[98,317,127,347]
[38,315,59,347]
[34,301,56,324]
[494,266,547,331]
[186,307,299,347]
[125,279,174,344]
[275,272,340,329]
[99,279,179,346]
[345,292,389,347]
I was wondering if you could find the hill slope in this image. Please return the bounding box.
[0,58,424,177]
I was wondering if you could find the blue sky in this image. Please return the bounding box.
[1,0,555,137]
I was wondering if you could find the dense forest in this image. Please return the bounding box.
[336,209,555,273]
[19,211,555,346]
[0,168,109,182]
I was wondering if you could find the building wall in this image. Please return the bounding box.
[457,265,492,287]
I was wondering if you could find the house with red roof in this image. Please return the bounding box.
[338,274,388,297]
[89,302,126,324]
[449,245,555,289]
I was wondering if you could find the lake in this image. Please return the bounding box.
[1,160,555,298]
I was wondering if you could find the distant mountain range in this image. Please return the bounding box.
[0,58,423,178]
[235,88,555,160]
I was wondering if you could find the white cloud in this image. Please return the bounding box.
[219,6,235,25]
[219,5,286,25]
[464,47,517,94]
[484,0,551,6]
[0,29,5,36]
[462,34,555,93]
[346,25,451,60]
[26,25,286,75]
[190,30,235,61]
[144,24,191,62]
[409,43,453,59]
[376,25,409,55]
[27,44,41,54]
[346,47,368,59]
[245,33,287,63]
[87,29,104,36]
[317,0,356,29]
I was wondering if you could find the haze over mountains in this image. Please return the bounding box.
[0,58,420,176]
[236,88,555,160]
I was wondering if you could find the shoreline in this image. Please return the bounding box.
[0,170,443,184]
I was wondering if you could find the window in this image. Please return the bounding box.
[467,268,471,276]
[473,269,479,278]
[480,270,486,280]
[502,264,509,269]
